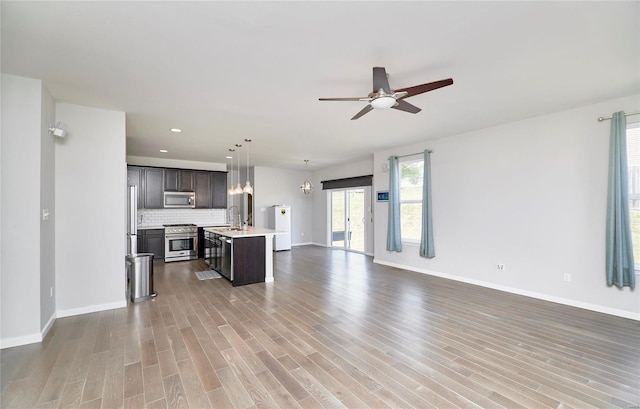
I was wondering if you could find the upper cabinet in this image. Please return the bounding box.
[211,172,228,209]
[164,169,194,192]
[144,168,164,209]
[127,166,227,209]
[194,171,212,208]
[126,166,163,209]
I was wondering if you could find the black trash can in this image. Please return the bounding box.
[126,253,157,302]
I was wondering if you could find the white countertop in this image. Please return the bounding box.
[203,226,284,238]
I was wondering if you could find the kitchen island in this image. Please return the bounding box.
[203,227,282,286]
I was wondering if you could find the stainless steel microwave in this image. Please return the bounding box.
[164,191,195,208]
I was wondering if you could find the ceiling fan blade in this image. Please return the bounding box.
[319,97,368,101]
[391,99,421,114]
[372,67,391,94]
[351,105,374,120]
[395,78,454,99]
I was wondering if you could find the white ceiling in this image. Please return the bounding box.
[2,1,639,170]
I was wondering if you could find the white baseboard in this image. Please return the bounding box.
[41,312,56,340]
[373,259,640,321]
[1,299,127,349]
[0,311,57,349]
[56,299,127,318]
[292,242,314,247]
[0,332,43,349]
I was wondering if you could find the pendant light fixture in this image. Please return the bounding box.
[228,149,236,195]
[300,159,313,194]
[233,144,243,195]
[243,139,253,194]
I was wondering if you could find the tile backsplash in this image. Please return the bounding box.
[138,208,227,227]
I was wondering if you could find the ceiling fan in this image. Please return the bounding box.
[319,67,453,120]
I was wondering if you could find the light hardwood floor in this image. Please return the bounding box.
[1,246,639,408]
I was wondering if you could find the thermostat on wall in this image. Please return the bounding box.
[377,191,389,201]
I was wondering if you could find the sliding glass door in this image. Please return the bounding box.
[331,188,365,252]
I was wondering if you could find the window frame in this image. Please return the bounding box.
[398,155,424,243]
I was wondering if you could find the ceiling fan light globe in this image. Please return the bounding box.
[370,96,396,109]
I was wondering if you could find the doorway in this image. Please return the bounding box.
[331,188,366,252]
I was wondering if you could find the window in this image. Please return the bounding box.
[399,156,423,241]
[627,122,639,270]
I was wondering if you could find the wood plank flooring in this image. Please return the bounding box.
[1,246,639,408]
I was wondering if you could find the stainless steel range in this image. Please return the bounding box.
[164,224,198,262]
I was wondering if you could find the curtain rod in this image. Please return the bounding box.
[388,150,434,160]
[597,111,640,122]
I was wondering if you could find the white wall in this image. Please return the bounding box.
[55,103,127,316]
[253,166,313,245]
[0,75,43,346]
[40,83,56,330]
[373,94,640,319]
[126,155,226,171]
[311,157,375,253]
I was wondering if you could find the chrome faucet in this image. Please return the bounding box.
[228,206,240,228]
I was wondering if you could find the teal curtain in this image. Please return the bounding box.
[387,156,402,252]
[420,150,435,258]
[606,111,635,289]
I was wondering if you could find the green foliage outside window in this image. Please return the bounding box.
[400,159,423,241]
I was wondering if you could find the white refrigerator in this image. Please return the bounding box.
[268,205,291,251]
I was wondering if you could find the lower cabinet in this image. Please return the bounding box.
[231,236,265,286]
[138,229,165,262]
[208,234,265,286]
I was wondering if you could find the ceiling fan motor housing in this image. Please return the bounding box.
[371,96,397,109]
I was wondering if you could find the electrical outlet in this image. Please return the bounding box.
[564,273,571,282]
[50,287,53,297]
[497,263,506,271]
[301,232,304,237]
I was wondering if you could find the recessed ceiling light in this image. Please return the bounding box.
[170,128,182,133]
[225,156,232,159]
[160,149,168,153]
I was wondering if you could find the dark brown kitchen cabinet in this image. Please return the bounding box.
[211,171,228,209]
[194,171,212,208]
[231,236,265,286]
[127,166,144,209]
[138,229,164,262]
[126,166,163,209]
[127,165,227,209]
[164,169,194,192]
[143,168,164,209]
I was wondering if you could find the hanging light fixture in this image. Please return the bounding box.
[228,149,236,195]
[243,139,253,194]
[234,144,243,194]
[300,159,313,194]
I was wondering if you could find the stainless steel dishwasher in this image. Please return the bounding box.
[220,237,233,281]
